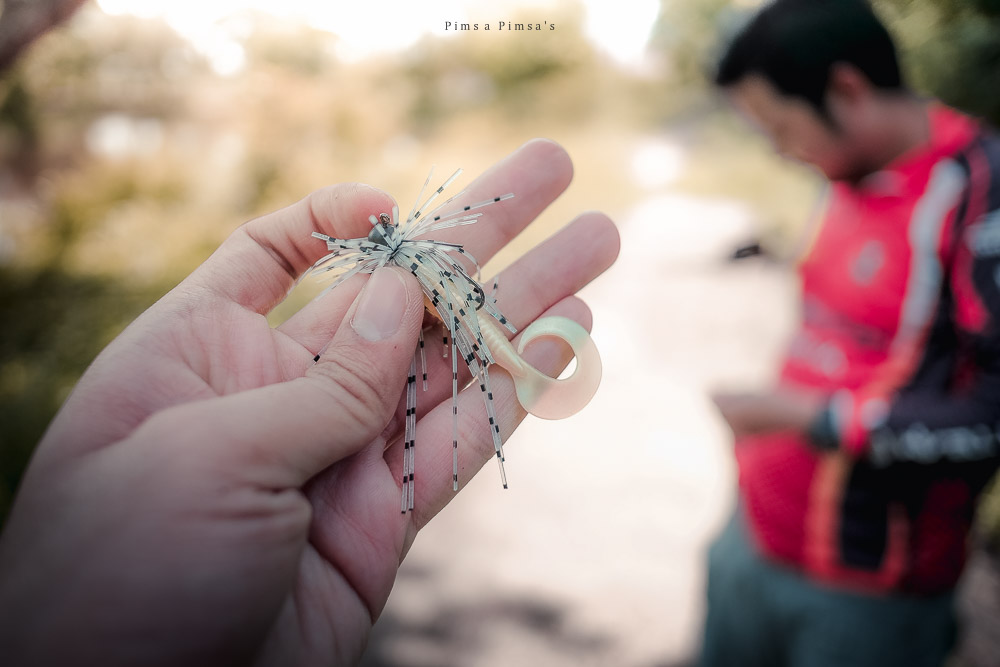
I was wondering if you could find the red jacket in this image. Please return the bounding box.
[737,105,1000,594]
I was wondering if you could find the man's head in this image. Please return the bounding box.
[714,0,912,182]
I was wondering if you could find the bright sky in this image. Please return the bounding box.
[95,0,662,74]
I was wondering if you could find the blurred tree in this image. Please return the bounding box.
[0,75,39,185]
[0,268,168,522]
[875,0,1000,126]
[649,0,735,89]
[398,8,599,133]
[0,0,86,72]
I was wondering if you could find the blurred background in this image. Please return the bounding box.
[2,0,1000,665]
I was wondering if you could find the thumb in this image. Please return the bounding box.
[142,267,426,488]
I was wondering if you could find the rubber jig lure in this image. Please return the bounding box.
[309,169,602,512]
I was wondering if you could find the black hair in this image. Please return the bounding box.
[714,0,905,118]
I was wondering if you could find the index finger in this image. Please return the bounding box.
[186,139,574,315]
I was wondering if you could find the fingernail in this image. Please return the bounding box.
[352,268,408,341]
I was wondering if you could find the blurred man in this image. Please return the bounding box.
[706,1,1000,665]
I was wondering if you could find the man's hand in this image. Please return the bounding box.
[0,139,620,667]
[712,389,825,440]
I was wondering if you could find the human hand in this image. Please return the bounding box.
[0,139,620,666]
[711,389,824,440]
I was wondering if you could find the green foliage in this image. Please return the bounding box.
[649,0,734,88]
[875,0,1000,125]
[0,76,37,144]
[0,74,40,185]
[244,26,334,76]
[0,268,169,519]
[397,10,601,133]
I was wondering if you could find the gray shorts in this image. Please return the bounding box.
[699,507,956,667]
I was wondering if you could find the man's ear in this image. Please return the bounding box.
[827,62,872,106]
[825,62,873,130]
